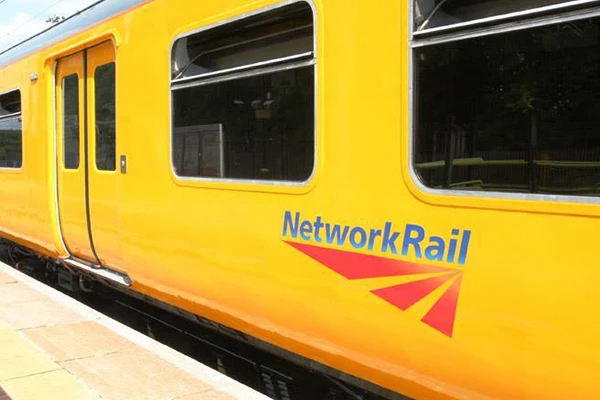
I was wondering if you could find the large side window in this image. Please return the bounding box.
[63,74,80,170]
[0,89,22,169]
[171,2,315,182]
[412,1,600,198]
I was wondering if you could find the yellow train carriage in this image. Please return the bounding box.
[1,0,600,398]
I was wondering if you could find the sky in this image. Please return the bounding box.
[0,0,98,52]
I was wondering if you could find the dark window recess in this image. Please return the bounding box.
[0,118,22,169]
[171,2,315,182]
[0,90,21,116]
[95,63,116,171]
[63,74,80,170]
[0,89,22,169]
[172,2,313,80]
[414,17,600,197]
[415,0,582,31]
[173,66,314,181]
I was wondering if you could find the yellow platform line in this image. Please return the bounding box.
[0,272,100,400]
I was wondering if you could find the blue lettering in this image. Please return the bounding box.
[300,221,313,241]
[402,224,424,258]
[282,211,300,238]
[326,224,350,245]
[350,227,367,249]
[447,237,458,263]
[368,229,382,251]
[425,236,445,261]
[381,222,400,254]
[313,216,324,243]
[283,212,473,266]
[458,230,471,264]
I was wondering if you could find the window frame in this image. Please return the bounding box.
[412,0,600,37]
[0,87,23,172]
[407,1,600,210]
[168,0,318,191]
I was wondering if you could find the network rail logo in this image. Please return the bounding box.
[282,211,471,337]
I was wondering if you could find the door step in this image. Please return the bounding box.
[63,258,132,287]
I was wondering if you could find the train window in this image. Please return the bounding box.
[413,16,600,197]
[95,63,116,171]
[171,2,315,182]
[0,89,22,169]
[172,2,313,80]
[413,0,595,32]
[63,74,80,170]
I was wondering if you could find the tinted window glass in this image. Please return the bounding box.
[172,2,315,183]
[63,74,80,170]
[415,0,579,30]
[0,117,22,168]
[172,2,313,80]
[173,66,314,181]
[414,18,600,196]
[95,63,116,171]
[0,90,21,116]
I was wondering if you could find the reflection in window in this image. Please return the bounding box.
[414,18,600,197]
[0,118,22,169]
[0,89,21,116]
[63,75,80,170]
[172,2,313,80]
[95,63,116,171]
[414,0,585,31]
[173,67,314,180]
[171,2,315,182]
[0,89,22,169]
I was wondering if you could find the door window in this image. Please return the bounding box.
[63,74,80,170]
[94,62,116,171]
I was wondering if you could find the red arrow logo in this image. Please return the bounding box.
[286,241,464,337]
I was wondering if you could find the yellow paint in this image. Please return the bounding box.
[0,0,599,399]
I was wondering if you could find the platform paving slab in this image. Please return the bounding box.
[0,261,270,400]
[1,370,99,400]
[22,320,133,362]
[0,282,45,304]
[0,297,88,330]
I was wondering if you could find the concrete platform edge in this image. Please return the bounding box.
[0,260,270,400]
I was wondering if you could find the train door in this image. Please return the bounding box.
[56,42,120,268]
[56,51,94,261]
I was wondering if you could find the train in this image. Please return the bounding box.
[1,0,600,398]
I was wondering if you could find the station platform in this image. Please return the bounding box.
[0,261,270,400]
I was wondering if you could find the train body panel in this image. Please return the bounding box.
[1,0,599,399]
[0,54,61,258]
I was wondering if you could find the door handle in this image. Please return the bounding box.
[120,155,127,174]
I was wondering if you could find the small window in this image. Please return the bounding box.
[171,2,315,182]
[414,17,600,197]
[414,0,594,32]
[95,63,116,171]
[63,74,80,170]
[0,89,22,169]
